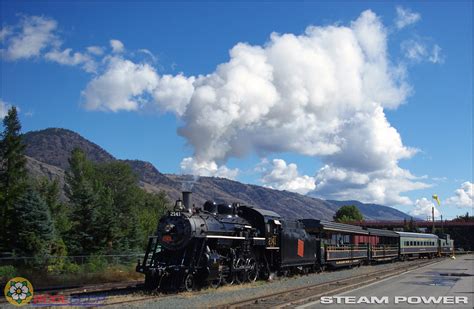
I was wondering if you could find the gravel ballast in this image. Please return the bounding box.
[114,259,444,308]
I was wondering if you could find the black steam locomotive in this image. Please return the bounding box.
[136,192,454,291]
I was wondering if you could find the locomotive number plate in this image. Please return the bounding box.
[170,211,182,217]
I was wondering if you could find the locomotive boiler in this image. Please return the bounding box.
[137,192,264,291]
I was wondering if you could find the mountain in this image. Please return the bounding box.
[23,128,114,170]
[328,200,412,220]
[22,128,412,221]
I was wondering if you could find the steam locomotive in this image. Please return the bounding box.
[136,192,454,291]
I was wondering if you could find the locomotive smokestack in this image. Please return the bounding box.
[182,191,192,210]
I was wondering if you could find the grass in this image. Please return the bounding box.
[0,262,143,289]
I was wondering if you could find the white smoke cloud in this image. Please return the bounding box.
[395,6,421,30]
[445,182,473,208]
[410,197,440,218]
[180,157,238,180]
[0,15,59,60]
[80,9,432,203]
[259,159,316,194]
[110,39,124,53]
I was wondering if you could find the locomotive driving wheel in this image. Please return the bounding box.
[210,273,223,288]
[234,258,246,284]
[246,258,258,282]
[184,273,195,292]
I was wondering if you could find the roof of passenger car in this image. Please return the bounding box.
[366,228,399,237]
[395,231,438,239]
[301,219,369,234]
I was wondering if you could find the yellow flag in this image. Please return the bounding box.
[432,194,441,206]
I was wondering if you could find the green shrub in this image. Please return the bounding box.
[63,262,81,274]
[0,265,17,281]
[84,255,107,273]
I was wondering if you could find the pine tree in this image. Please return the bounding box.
[64,148,101,255]
[0,107,28,252]
[37,178,70,236]
[12,189,54,260]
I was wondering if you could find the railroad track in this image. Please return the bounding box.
[219,258,444,309]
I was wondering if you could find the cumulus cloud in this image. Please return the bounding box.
[110,39,124,53]
[410,197,440,218]
[314,165,430,205]
[445,182,473,208]
[152,74,195,116]
[259,159,316,194]
[45,48,97,72]
[395,6,421,29]
[0,15,59,60]
[81,57,159,111]
[401,39,444,64]
[180,157,239,179]
[81,10,432,204]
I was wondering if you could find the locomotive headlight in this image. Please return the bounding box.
[164,224,175,233]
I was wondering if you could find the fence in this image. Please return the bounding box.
[0,254,144,268]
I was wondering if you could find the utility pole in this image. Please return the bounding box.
[432,206,435,232]
[441,214,444,233]
[432,194,441,234]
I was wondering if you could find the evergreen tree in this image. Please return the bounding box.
[333,205,363,223]
[0,107,28,252]
[408,217,419,232]
[64,148,101,255]
[95,185,119,254]
[403,218,409,231]
[37,177,70,236]
[11,189,54,260]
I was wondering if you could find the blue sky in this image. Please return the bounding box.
[1,1,472,219]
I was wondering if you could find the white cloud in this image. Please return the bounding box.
[152,74,195,116]
[259,159,316,194]
[0,15,104,72]
[395,6,421,30]
[410,197,440,218]
[313,164,430,205]
[180,157,239,179]
[401,39,444,64]
[0,99,13,119]
[429,44,444,64]
[0,15,59,60]
[81,57,159,111]
[110,39,124,53]
[45,48,97,73]
[86,46,104,56]
[80,10,431,204]
[0,27,12,42]
[445,182,473,208]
